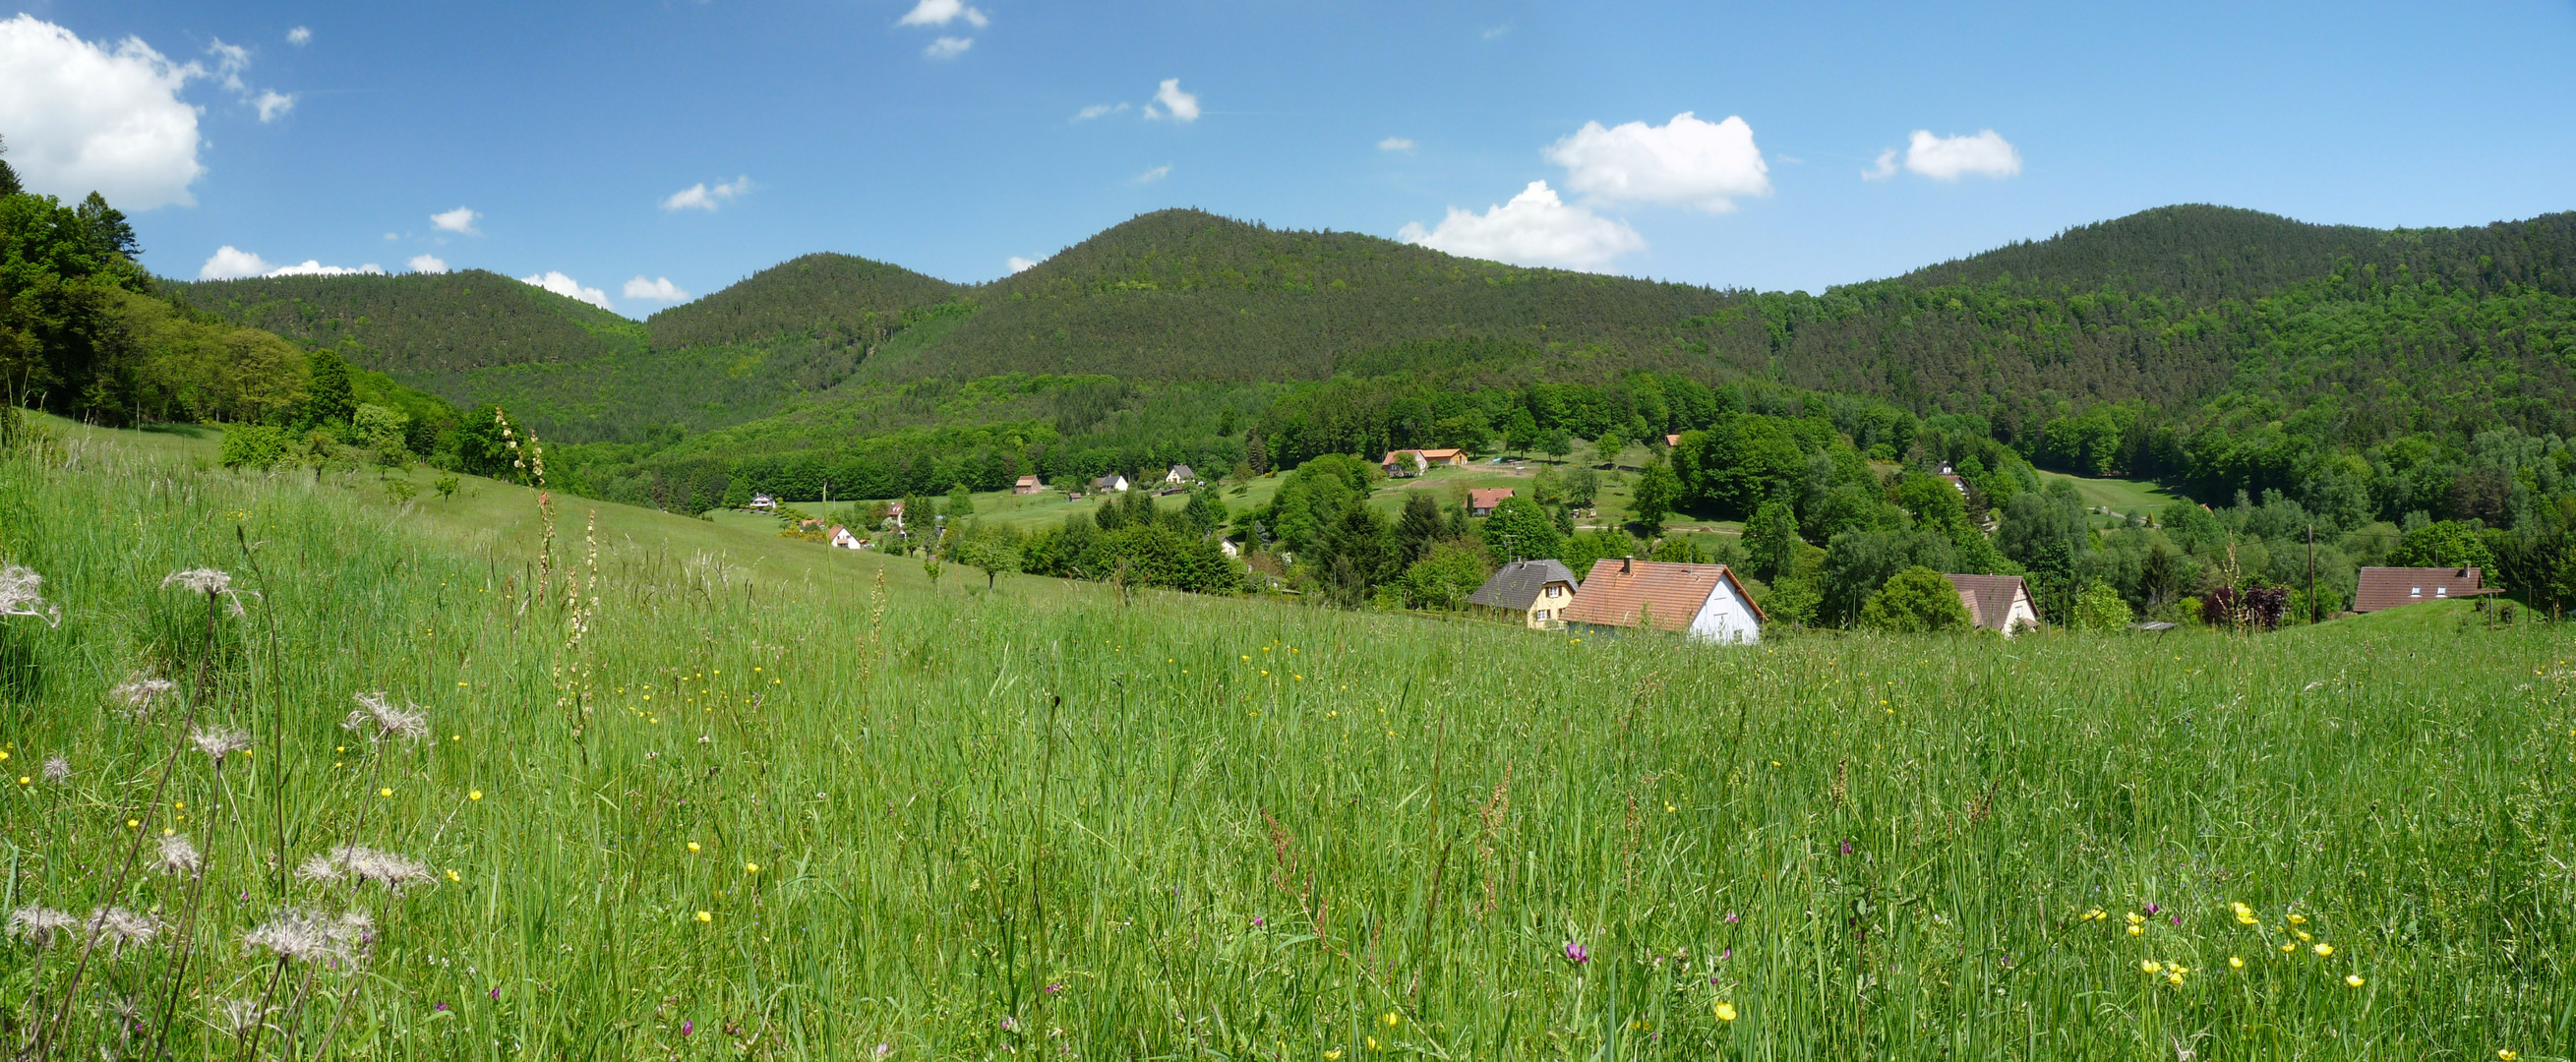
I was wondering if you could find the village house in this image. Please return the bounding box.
[1163,464,1196,486]
[1013,474,1044,495]
[1664,434,1683,447]
[1943,573,2040,635]
[1466,560,1581,629]
[1559,558,1765,643]
[1382,448,1467,476]
[885,501,906,530]
[1468,488,1516,516]
[1937,464,1969,496]
[828,525,864,550]
[2353,566,2495,612]
[1092,473,1132,494]
[748,493,777,512]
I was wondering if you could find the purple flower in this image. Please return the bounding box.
[2170,914,2182,925]
[1251,916,1264,928]
[680,1020,694,1036]
[1000,1015,1018,1032]
[1045,982,1063,995]
[2143,903,2160,915]
[490,987,502,1000]
[1719,947,1731,961]
[435,1002,449,1012]
[1564,942,1589,965]
[1723,912,1739,924]
[1839,840,1853,856]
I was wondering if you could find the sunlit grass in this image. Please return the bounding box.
[1,425,2569,1059]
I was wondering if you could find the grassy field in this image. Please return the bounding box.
[2,421,2572,1060]
[2037,471,2188,528]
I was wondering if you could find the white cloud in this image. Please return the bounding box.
[265,260,384,277]
[1861,148,1898,181]
[1543,111,1769,212]
[430,206,481,235]
[1073,102,1128,121]
[1398,180,1645,271]
[1482,24,1512,40]
[1899,129,2021,180]
[407,254,448,274]
[1134,164,1171,184]
[923,35,973,59]
[0,16,206,209]
[898,0,988,29]
[519,270,612,311]
[198,246,271,280]
[1006,256,1041,273]
[254,89,295,123]
[1142,78,1199,122]
[206,39,251,93]
[1377,137,1415,152]
[662,175,752,211]
[285,27,311,46]
[623,275,690,302]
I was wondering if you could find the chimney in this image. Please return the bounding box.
[1620,556,1633,574]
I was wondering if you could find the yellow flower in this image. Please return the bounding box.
[15,777,27,786]
[694,911,712,923]
[2127,925,2143,937]
[126,819,140,829]
[1713,1001,1737,1023]
[2313,943,2332,957]
[2499,1050,2519,1061]
[469,790,483,800]
[1365,1037,1380,1052]
[1664,802,1676,813]
[2126,913,2145,925]
[2295,930,2311,942]
[446,869,461,882]
[2166,971,2185,985]
[2346,974,2366,988]
[379,787,393,797]
[2229,956,2245,970]
[2084,909,2106,921]
[161,827,174,837]
[1381,1012,1400,1028]
[688,842,701,853]
[2281,942,2298,953]
[2140,960,2161,974]
[2287,913,2306,925]
[745,862,759,874]
[1326,1051,1343,1061]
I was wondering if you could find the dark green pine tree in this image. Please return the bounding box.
[1394,492,1445,565]
[303,349,357,427]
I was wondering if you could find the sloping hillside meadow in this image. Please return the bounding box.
[1,421,2571,1060]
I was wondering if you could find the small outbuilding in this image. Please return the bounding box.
[1013,475,1045,495]
[2354,566,2496,612]
[1466,560,1582,629]
[1559,558,1764,644]
[1944,573,2040,635]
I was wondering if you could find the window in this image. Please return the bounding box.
[2410,587,2422,597]
[1533,609,1549,620]
[2434,587,2447,597]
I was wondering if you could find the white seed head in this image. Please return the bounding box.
[294,853,344,885]
[190,726,254,761]
[217,997,268,1036]
[243,909,344,964]
[41,754,69,782]
[0,563,61,627]
[156,834,203,876]
[86,907,158,947]
[342,692,429,742]
[111,676,178,719]
[6,906,78,944]
[160,568,233,595]
[296,846,433,892]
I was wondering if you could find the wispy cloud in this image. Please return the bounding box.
[923,35,973,59]
[1134,164,1171,183]
[661,175,752,211]
[1377,137,1415,152]
[1142,78,1199,122]
[623,275,690,302]
[1074,102,1129,121]
[285,26,310,46]
[430,206,480,235]
[898,0,988,29]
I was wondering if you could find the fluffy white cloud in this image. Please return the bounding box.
[1134,164,1171,184]
[1861,149,1898,181]
[519,271,612,311]
[1899,129,2021,180]
[407,254,448,274]
[285,27,311,46]
[206,39,251,93]
[662,175,752,211]
[1006,256,1041,273]
[1073,102,1127,121]
[254,89,295,123]
[1377,137,1415,152]
[0,16,206,209]
[1543,111,1769,211]
[431,206,481,235]
[623,275,690,302]
[1398,180,1645,271]
[266,260,384,277]
[198,246,271,280]
[898,0,988,29]
[923,35,973,59]
[1143,79,1199,122]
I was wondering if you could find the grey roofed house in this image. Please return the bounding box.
[1943,573,2040,634]
[1467,559,1580,611]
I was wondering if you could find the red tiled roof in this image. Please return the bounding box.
[2354,566,2492,612]
[1560,559,1763,631]
[1468,488,1516,510]
[1418,447,1464,459]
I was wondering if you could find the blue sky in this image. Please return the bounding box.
[5,0,2572,316]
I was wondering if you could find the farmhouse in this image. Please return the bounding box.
[1937,464,1969,495]
[1559,558,1764,644]
[1944,573,2040,635]
[828,525,864,550]
[1384,448,1467,476]
[1013,475,1044,495]
[1092,473,1132,493]
[1468,488,1516,516]
[885,501,906,530]
[2354,566,2496,612]
[1466,560,1581,629]
[1665,434,1683,447]
[1163,464,1196,486]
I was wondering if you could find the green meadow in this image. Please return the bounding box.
[2,420,2571,1060]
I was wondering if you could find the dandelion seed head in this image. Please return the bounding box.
[41,754,69,782]
[0,563,62,627]
[5,906,77,944]
[156,834,202,876]
[86,907,158,947]
[343,692,429,742]
[190,726,253,761]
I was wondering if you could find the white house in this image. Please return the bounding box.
[1560,558,1765,644]
[1164,464,1196,486]
[829,525,865,550]
[749,494,777,512]
[1092,473,1132,493]
[1944,573,2040,635]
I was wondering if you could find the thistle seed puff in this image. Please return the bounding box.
[6,906,78,944]
[41,754,69,782]
[216,998,267,1036]
[156,834,203,876]
[298,846,434,891]
[242,909,343,964]
[112,676,178,719]
[191,726,254,762]
[344,692,430,742]
[160,567,233,595]
[0,563,62,627]
[86,907,159,947]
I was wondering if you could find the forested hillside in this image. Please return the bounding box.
[172,269,647,375]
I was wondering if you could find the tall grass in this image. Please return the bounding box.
[2,425,2571,1059]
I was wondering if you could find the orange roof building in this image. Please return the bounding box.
[1468,488,1516,515]
[1559,558,1764,644]
[2353,566,2495,612]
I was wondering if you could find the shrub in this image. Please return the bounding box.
[1858,565,1971,633]
[217,423,289,469]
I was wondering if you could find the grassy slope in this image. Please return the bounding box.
[5,420,2570,1059]
[2036,470,2187,527]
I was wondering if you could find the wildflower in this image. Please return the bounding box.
[445,869,460,882]
[745,862,758,874]
[2280,942,2297,953]
[1381,1012,1400,1028]
[2166,970,2185,985]
[681,1020,694,1036]
[1839,840,1853,856]
[1723,912,1739,923]
[2083,909,2106,921]
[2229,956,2245,969]
[2231,902,2255,924]
[1325,1050,1343,1060]
[2313,943,2333,957]
[2143,903,2159,915]
[695,911,712,923]
[2499,1051,2519,1061]
[344,692,430,742]
[191,726,253,763]
[296,846,433,891]
[0,563,62,627]
[1714,1001,1737,1022]
[688,842,701,853]
[156,834,202,875]
[1045,982,1063,994]
[6,906,78,944]
[2126,912,2145,925]
[2286,913,2306,925]
[2127,925,2143,937]
[1563,942,1588,965]
[469,790,483,800]
[2346,974,2366,988]
[112,676,178,718]
[2140,960,2161,974]
[245,909,352,964]
[379,788,393,797]
[42,754,69,782]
